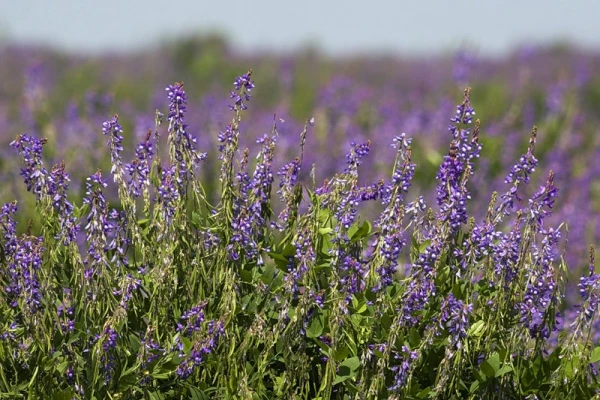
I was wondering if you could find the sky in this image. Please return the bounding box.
[1,0,599,56]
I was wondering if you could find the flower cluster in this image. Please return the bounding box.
[439,293,473,348]
[125,130,154,197]
[83,171,110,275]
[166,82,206,182]
[102,114,124,178]
[230,70,254,110]
[10,134,48,198]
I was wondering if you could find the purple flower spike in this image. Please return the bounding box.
[229,70,255,111]
[102,114,124,176]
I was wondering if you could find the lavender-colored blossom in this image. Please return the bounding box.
[176,320,225,379]
[527,171,559,231]
[519,227,560,339]
[101,325,118,383]
[166,82,206,181]
[275,157,301,228]
[284,230,315,295]
[388,346,419,392]
[57,289,75,334]
[157,166,180,223]
[140,328,164,370]
[439,293,473,348]
[228,134,276,261]
[0,202,18,257]
[83,171,110,275]
[435,90,480,230]
[230,71,255,111]
[125,130,154,197]
[10,134,49,198]
[217,124,236,158]
[498,128,538,217]
[107,209,129,268]
[114,273,141,309]
[102,114,124,177]
[177,302,207,337]
[344,140,371,176]
[491,219,522,284]
[49,161,79,244]
[5,237,44,315]
[373,134,416,291]
[401,276,437,326]
[575,248,600,324]
[339,254,368,304]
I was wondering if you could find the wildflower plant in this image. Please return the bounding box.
[0,69,599,400]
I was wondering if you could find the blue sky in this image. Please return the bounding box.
[1,0,598,55]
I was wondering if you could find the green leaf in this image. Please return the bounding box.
[495,365,513,378]
[56,361,69,375]
[590,347,600,364]
[468,320,485,337]
[148,391,166,400]
[137,218,150,227]
[333,363,355,385]
[469,380,480,394]
[334,346,350,362]
[480,352,500,378]
[418,239,432,253]
[306,311,324,338]
[408,328,421,348]
[180,336,193,355]
[340,356,360,372]
[53,388,76,400]
[350,221,371,242]
[416,387,434,398]
[318,227,333,235]
[129,333,141,353]
[187,385,207,400]
[191,212,201,228]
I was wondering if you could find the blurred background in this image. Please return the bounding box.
[0,1,599,281]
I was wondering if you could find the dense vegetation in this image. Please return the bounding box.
[0,40,599,398]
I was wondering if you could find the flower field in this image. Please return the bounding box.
[0,40,600,398]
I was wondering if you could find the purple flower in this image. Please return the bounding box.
[83,171,110,275]
[125,130,154,197]
[157,166,180,224]
[57,289,75,334]
[101,325,118,383]
[10,134,49,198]
[436,91,480,231]
[176,319,225,379]
[49,162,79,244]
[439,293,473,348]
[576,248,600,323]
[275,157,301,228]
[518,227,560,339]
[5,237,45,315]
[498,128,538,217]
[102,114,124,177]
[527,171,559,231]
[166,82,206,182]
[228,134,276,261]
[229,71,255,111]
[344,140,371,175]
[388,346,419,392]
[339,254,368,304]
[284,230,315,295]
[0,202,18,257]
[373,134,415,291]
